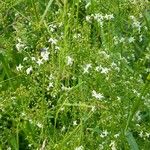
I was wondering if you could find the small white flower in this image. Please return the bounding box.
[21,112,26,117]
[31,57,36,61]
[135,111,142,121]
[61,126,66,132]
[91,106,96,112]
[114,133,120,138]
[95,66,101,72]
[104,14,114,20]
[16,64,23,71]
[109,141,117,150]
[41,50,50,61]
[47,82,54,91]
[100,130,109,138]
[73,120,77,126]
[119,37,125,43]
[26,66,32,75]
[133,21,141,29]
[23,57,28,61]
[139,35,143,42]
[128,37,135,43]
[99,144,104,150]
[83,64,92,74]
[48,38,58,45]
[48,82,53,88]
[36,59,43,66]
[130,15,135,20]
[16,43,25,52]
[86,15,92,23]
[37,122,43,128]
[145,132,150,138]
[92,90,104,100]
[75,145,84,150]
[28,144,32,147]
[139,131,143,138]
[94,13,104,21]
[66,56,74,66]
[16,43,24,51]
[55,46,60,53]
[113,36,119,45]
[101,67,110,74]
[99,51,110,59]
[48,74,54,80]
[61,85,71,91]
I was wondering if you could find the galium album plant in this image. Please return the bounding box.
[0,0,150,149]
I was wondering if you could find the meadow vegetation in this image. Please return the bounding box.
[0,0,150,149]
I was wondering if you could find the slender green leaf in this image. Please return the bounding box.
[126,131,139,150]
[40,0,54,24]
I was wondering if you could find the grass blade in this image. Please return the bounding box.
[40,0,54,24]
[126,131,139,150]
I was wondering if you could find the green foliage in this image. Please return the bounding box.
[0,0,150,149]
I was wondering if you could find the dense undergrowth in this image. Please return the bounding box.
[0,0,150,149]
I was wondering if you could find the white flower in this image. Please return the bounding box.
[135,111,142,121]
[75,145,84,150]
[139,35,143,42]
[99,51,110,59]
[47,82,54,91]
[61,126,66,132]
[55,46,60,53]
[130,15,135,20]
[139,131,143,138]
[113,36,119,45]
[100,130,109,138]
[91,106,96,112]
[119,37,125,43]
[7,147,11,150]
[101,67,110,74]
[94,13,104,21]
[99,144,104,150]
[83,64,92,74]
[37,122,43,128]
[31,57,36,61]
[16,64,23,71]
[133,21,141,29]
[92,90,104,100]
[66,56,74,66]
[36,59,43,66]
[128,37,135,43]
[109,141,117,150]
[23,57,28,61]
[26,66,32,74]
[48,38,58,45]
[145,132,150,138]
[61,85,71,91]
[86,15,92,23]
[41,50,50,61]
[48,82,53,88]
[73,120,77,126]
[16,43,25,52]
[95,66,101,72]
[114,133,120,138]
[104,14,114,20]
[48,74,54,80]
